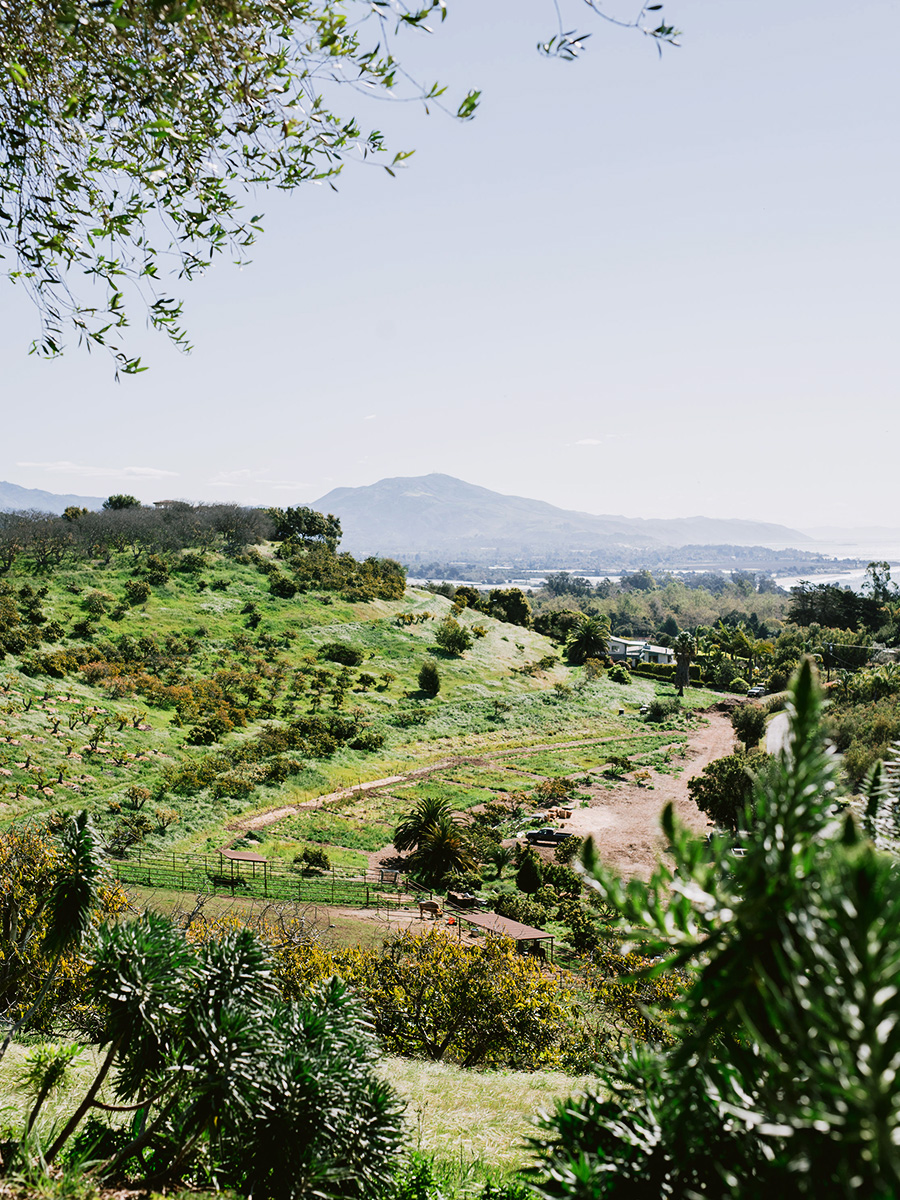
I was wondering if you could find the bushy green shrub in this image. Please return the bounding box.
[82,590,114,615]
[143,554,170,586]
[556,898,600,952]
[731,702,767,748]
[553,836,584,866]
[516,849,543,895]
[730,677,750,695]
[542,861,581,895]
[294,845,331,872]
[768,665,795,691]
[645,696,681,722]
[434,616,473,657]
[269,573,299,598]
[319,641,365,666]
[123,579,151,606]
[687,750,760,831]
[825,696,900,789]
[177,551,207,573]
[19,649,79,678]
[418,659,441,697]
[493,891,546,928]
[350,727,386,752]
[608,663,631,685]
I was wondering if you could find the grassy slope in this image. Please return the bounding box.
[0,1038,590,1186]
[382,1057,593,1174]
[0,550,719,863]
[0,555,727,1193]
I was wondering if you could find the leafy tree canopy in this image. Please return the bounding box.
[280,928,577,1070]
[686,747,759,832]
[0,2,679,373]
[433,614,473,657]
[102,494,141,511]
[267,505,342,551]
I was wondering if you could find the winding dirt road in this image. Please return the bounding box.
[229,709,737,883]
[559,709,736,879]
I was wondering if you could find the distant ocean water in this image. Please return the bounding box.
[774,542,900,593]
[408,543,900,595]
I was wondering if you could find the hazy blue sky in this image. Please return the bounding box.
[2,0,897,532]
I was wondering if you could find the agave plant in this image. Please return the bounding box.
[39,915,405,1198]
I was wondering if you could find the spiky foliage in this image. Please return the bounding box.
[42,810,107,958]
[566,615,611,666]
[225,978,405,1199]
[38,915,405,1197]
[531,660,900,1197]
[406,814,478,890]
[393,796,456,854]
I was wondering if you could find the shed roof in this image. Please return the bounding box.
[454,910,552,943]
[219,847,267,863]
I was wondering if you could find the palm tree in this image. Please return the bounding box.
[407,815,478,889]
[673,631,696,695]
[566,614,611,665]
[394,796,455,854]
[490,845,513,879]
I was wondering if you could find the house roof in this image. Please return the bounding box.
[609,637,673,656]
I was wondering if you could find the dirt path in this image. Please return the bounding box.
[322,712,736,936]
[766,711,789,755]
[228,729,684,834]
[229,711,735,888]
[559,709,736,880]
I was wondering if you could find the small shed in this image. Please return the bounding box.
[451,909,555,963]
[218,847,269,894]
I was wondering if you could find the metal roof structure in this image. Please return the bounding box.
[218,848,267,863]
[452,910,552,944]
[217,847,270,894]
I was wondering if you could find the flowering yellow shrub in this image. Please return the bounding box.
[0,821,128,1035]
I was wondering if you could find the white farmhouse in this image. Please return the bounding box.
[608,636,675,666]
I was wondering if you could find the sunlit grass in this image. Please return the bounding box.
[382,1057,594,1173]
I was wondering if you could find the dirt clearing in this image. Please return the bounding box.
[559,709,736,879]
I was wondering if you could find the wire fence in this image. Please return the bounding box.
[110,850,412,909]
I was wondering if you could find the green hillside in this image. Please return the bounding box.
[0,522,688,870]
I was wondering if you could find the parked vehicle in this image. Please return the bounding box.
[747,684,767,698]
[525,828,573,845]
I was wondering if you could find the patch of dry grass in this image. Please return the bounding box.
[381,1057,594,1173]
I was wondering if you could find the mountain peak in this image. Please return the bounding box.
[313,475,811,563]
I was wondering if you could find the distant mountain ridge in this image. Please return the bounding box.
[313,474,813,561]
[0,480,105,514]
[0,474,823,567]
